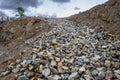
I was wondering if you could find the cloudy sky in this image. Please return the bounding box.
[0,0,108,18]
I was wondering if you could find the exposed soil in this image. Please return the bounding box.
[0,17,53,75]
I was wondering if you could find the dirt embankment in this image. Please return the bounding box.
[0,17,53,71]
[70,0,120,39]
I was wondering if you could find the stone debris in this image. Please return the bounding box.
[1,19,120,80]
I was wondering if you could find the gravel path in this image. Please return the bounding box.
[1,18,120,80]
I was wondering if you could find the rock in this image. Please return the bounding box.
[116,51,120,56]
[102,45,107,48]
[58,67,63,73]
[16,64,21,68]
[17,75,28,80]
[52,39,57,45]
[33,48,40,53]
[51,60,57,66]
[26,72,34,78]
[55,57,61,62]
[30,77,37,80]
[79,66,86,72]
[114,62,120,68]
[32,54,37,60]
[12,68,20,73]
[58,62,63,68]
[20,68,26,71]
[42,68,50,77]
[53,75,61,80]
[1,71,10,76]
[47,51,52,57]
[104,60,111,68]
[68,72,79,80]
[105,70,113,80]
[95,55,101,59]
[37,78,44,80]
[94,62,101,67]
[114,70,120,79]
[91,70,98,76]
[62,66,69,70]
[38,65,43,73]
[51,67,58,74]
[16,59,21,63]
[37,51,44,57]
[21,60,28,68]
[84,75,94,80]
[28,65,34,70]
[69,58,74,63]
[63,73,70,79]
[83,58,90,63]
[98,71,105,79]
[85,70,92,76]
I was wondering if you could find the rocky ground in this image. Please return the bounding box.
[0,0,120,80]
[0,18,120,80]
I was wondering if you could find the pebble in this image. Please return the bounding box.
[114,70,120,79]
[17,75,28,80]
[84,75,93,80]
[28,65,34,70]
[38,65,43,73]
[98,71,105,79]
[53,75,61,80]
[105,70,113,80]
[12,68,20,73]
[58,62,63,68]
[79,66,86,72]
[37,52,44,57]
[55,57,61,62]
[1,71,10,76]
[51,60,57,66]
[52,39,57,45]
[104,60,111,68]
[85,70,92,76]
[26,72,34,78]
[42,68,50,77]
[68,72,79,80]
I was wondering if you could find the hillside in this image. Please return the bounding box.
[70,0,120,39]
[0,17,52,72]
[0,0,120,80]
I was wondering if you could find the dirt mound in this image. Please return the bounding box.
[0,17,52,71]
[70,0,120,39]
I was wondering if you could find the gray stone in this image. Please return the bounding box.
[37,51,44,57]
[47,51,52,57]
[63,73,69,79]
[98,71,105,79]
[1,71,10,76]
[53,75,61,80]
[84,75,94,80]
[42,68,51,77]
[91,70,98,76]
[68,72,79,80]
[17,75,28,80]
[26,72,34,78]
[79,66,86,72]
[114,70,120,79]
[52,39,57,44]
[12,68,20,73]
[51,60,57,66]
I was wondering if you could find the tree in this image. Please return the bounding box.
[16,7,25,17]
